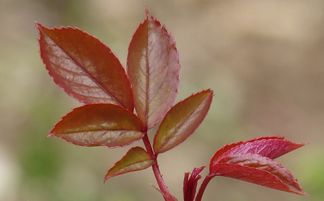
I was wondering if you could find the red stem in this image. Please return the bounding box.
[195,175,213,201]
[142,134,177,201]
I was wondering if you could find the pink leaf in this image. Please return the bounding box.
[37,24,134,111]
[153,90,213,154]
[50,104,144,147]
[104,147,153,182]
[127,13,180,128]
[209,137,304,195]
[210,154,304,195]
[211,136,303,163]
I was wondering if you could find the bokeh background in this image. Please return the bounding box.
[0,0,323,201]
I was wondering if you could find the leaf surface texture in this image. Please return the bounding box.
[127,14,180,127]
[154,90,213,153]
[105,147,153,181]
[51,104,144,147]
[38,24,134,110]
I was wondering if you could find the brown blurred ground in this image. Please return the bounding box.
[0,0,323,201]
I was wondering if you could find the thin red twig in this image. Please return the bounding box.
[142,134,177,201]
[195,175,213,201]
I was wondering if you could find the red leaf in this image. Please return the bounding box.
[37,24,134,110]
[183,167,205,201]
[211,136,303,163]
[153,90,213,154]
[210,154,304,195]
[104,147,153,182]
[209,137,304,195]
[127,13,180,128]
[50,104,144,147]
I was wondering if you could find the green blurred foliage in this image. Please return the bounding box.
[20,95,63,181]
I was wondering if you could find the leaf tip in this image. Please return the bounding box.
[35,22,42,30]
[48,125,59,137]
[103,174,111,183]
[35,22,48,33]
[295,142,305,149]
[36,23,46,44]
[49,125,59,137]
[296,189,307,196]
[287,182,306,196]
[144,8,151,18]
[204,88,214,97]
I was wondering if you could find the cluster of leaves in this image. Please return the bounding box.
[37,11,304,201]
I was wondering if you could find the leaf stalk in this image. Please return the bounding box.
[195,175,213,201]
[142,133,177,201]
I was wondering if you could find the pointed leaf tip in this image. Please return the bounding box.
[51,104,144,147]
[38,24,134,110]
[35,22,42,30]
[127,14,180,128]
[104,147,153,182]
[144,8,151,18]
[154,89,213,154]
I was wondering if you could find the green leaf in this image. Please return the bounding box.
[154,89,213,154]
[104,147,153,181]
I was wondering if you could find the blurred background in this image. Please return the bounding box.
[0,0,323,200]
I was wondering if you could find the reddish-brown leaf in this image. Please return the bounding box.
[127,13,180,128]
[211,136,303,163]
[104,147,153,182]
[210,153,304,195]
[37,24,134,110]
[50,104,144,147]
[153,90,213,154]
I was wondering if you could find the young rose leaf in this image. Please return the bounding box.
[210,153,304,195]
[183,167,205,201]
[211,136,303,163]
[127,13,180,128]
[209,137,304,195]
[104,147,153,181]
[153,90,213,154]
[37,24,134,110]
[50,104,144,147]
